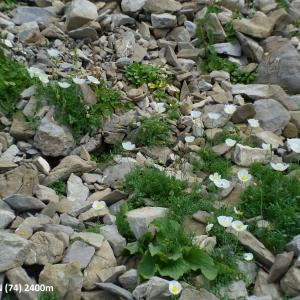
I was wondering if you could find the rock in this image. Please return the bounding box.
[232,104,256,124]
[4,194,45,212]
[27,231,64,265]
[62,240,95,269]
[233,144,271,167]
[119,269,138,290]
[220,280,248,299]
[103,159,137,186]
[151,13,177,29]
[78,205,109,222]
[100,225,126,256]
[115,31,135,58]
[179,288,218,300]
[83,241,117,289]
[34,118,75,157]
[121,0,146,12]
[167,27,191,43]
[112,14,135,27]
[213,42,241,57]
[65,0,98,31]
[68,27,98,40]
[256,36,300,94]
[132,276,169,300]
[0,232,31,272]
[280,258,300,297]
[286,235,300,257]
[0,144,19,162]
[44,155,97,185]
[71,232,105,248]
[192,235,217,254]
[60,214,84,230]
[290,111,300,131]
[39,262,83,300]
[95,283,133,300]
[6,267,37,300]
[35,185,59,203]
[35,156,51,175]
[126,207,168,239]
[283,123,299,138]
[0,208,15,229]
[10,112,35,140]
[192,210,211,223]
[18,21,44,44]
[206,13,226,43]
[81,291,118,300]
[268,252,294,283]
[254,269,282,299]
[97,265,126,283]
[237,260,258,284]
[254,99,290,134]
[236,32,264,62]
[232,9,288,38]
[228,228,275,267]
[231,84,297,111]
[255,131,284,147]
[67,173,89,202]
[13,6,54,25]
[144,0,182,13]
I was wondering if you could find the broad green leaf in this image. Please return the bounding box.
[184,247,218,280]
[125,242,139,255]
[158,258,190,280]
[138,251,157,279]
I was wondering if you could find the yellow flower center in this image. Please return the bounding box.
[170,286,178,294]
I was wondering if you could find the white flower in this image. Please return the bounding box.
[38,74,49,84]
[237,169,252,183]
[3,39,13,48]
[87,75,100,85]
[224,104,236,114]
[208,112,221,120]
[168,280,182,296]
[217,216,233,228]
[185,136,195,143]
[72,77,86,85]
[225,138,237,147]
[287,138,300,153]
[209,172,221,182]
[206,223,214,232]
[191,110,202,119]
[122,141,136,151]
[234,207,243,215]
[27,67,44,78]
[248,119,260,128]
[47,48,60,58]
[231,220,248,232]
[270,162,289,172]
[153,102,166,114]
[243,252,254,261]
[214,178,231,189]
[92,200,106,210]
[58,82,71,89]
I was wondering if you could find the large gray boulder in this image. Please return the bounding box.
[13,6,54,25]
[0,232,32,272]
[4,194,46,212]
[65,0,98,31]
[256,36,300,94]
[254,99,290,134]
[34,118,75,157]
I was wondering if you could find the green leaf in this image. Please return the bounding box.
[125,242,139,255]
[138,251,157,279]
[158,258,190,280]
[184,247,218,280]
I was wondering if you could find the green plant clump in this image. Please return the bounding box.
[0,49,32,115]
[85,222,102,233]
[36,81,125,138]
[193,146,231,178]
[48,181,66,195]
[136,116,171,147]
[124,63,169,88]
[240,163,300,253]
[38,291,59,300]
[209,128,243,146]
[230,69,256,84]
[127,218,218,280]
[116,203,136,242]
